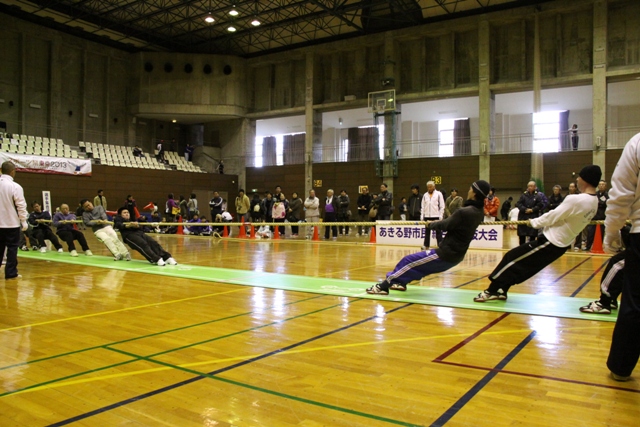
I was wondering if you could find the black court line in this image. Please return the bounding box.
[534,256,592,294]
[46,303,413,427]
[430,331,538,427]
[570,259,609,297]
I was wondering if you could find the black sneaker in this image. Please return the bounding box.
[31,245,39,251]
[366,283,389,295]
[579,300,611,315]
[389,283,407,291]
[474,289,508,302]
[20,245,29,251]
[611,300,618,310]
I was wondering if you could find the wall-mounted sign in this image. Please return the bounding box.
[313,180,322,188]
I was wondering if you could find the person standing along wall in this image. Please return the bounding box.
[0,161,29,279]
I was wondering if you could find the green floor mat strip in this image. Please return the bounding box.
[18,251,616,322]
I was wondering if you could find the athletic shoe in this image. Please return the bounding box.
[57,248,64,253]
[389,283,407,291]
[579,301,611,314]
[125,253,132,261]
[305,236,311,240]
[85,250,93,256]
[157,258,166,266]
[114,254,123,261]
[20,245,29,251]
[166,257,178,265]
[421,246,427,250]
[32,246,39,251]
[474,289,508,302]
[70,250,78,257]
[611,300,618,310]
[5,275,22,280]
[611,372,631,382]
[366,283,389,295]
[573,247,580,252]
[40,247,47,253]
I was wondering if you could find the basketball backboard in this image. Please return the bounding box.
[368,89,396,114]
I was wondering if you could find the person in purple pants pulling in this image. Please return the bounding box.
[367,180,489,295]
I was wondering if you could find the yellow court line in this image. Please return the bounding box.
[3,324,614,397]
[0,288,247,333]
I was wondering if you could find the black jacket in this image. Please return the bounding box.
[28,211,52,230]
[114,215,144,240]
[429,199,484,263]
[376,191,393,217]
[337,194,350,215]
[408,193,422,219]
[209,196,223,217]
[595,190,609,220]
[357,194,372,214]
[516,191,543,237]
[547,194,564,211]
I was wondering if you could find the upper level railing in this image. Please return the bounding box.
[248,127,640,166]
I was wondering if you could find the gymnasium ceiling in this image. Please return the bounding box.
[0,0,551,57]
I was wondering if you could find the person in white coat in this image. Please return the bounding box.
[603,132,640,382]
[421,180,444,248]
[304,189,320,239]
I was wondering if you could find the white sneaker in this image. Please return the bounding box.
[57,248,64,253]
[114,254,123,261]
[166,257,178,265]
[85,250,93,256]
[157,258,166,266]
[40,247,47,253]
[70,250,78,257]
[125,253,132,261]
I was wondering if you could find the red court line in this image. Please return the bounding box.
[434,360,640,394]
[433,312,511,362]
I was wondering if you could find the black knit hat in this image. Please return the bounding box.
[472,180,491,198]
[579,165,602,188]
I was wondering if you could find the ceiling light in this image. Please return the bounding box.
[172,119,177,123]
[229,7,239,16]
[251,18,260,26]
[227,26,237,32]
[204,15,215,23]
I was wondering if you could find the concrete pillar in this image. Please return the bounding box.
[304,53,322,197]
[478,20,492,182]
[81,49,87,144]
[105,56,110,144]
[531,12,544,191]
[381,33,396,196]
[49,40,60,137]
[592,0,607,177]
[237,118,253,191]
[19,33,26,134]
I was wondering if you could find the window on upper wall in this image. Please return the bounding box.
[533,111,565,153]
[438,119,455,157]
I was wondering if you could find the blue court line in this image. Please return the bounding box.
[430,331,538,427]
[570,259,610,297]
[46,303,413,427]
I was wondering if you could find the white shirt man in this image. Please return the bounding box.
[421,181,445,248]
[304,190,320,239]
[0,161,29,279]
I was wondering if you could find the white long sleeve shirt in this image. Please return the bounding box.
[421,190,444,219]
[530,193,597,247]
[605,133,640,237]
[0,174,28,228]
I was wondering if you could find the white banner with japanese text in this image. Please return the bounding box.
[0,152,91,176]
[375,221,503,249]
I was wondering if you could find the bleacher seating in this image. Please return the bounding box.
[0,133,79,159]
[86,143,204,172]
[0,133,205,173]
[162,150,205,173]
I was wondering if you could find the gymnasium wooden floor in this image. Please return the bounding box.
[1,229,638,426]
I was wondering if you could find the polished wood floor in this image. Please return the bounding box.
[0,230,638,426]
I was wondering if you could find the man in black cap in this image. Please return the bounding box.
[367,180,490,294]
[474,164,601,302]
